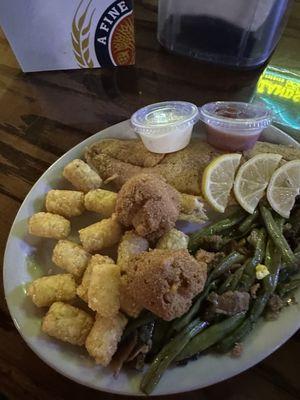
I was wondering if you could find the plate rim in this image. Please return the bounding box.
[3,120,300,396]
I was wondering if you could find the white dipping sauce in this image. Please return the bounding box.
[131,101,199,154]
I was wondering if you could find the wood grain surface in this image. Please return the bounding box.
[0,1,299,399]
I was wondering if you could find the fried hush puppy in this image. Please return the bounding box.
[124,249,207,321]
[115,174,180,241]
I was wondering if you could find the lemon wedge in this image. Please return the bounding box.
[233,153,282,214]
[267,160,300,218]
[202,153,242,213]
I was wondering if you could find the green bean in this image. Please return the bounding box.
[228,223,260,241]
[150,320,170,356]
[260,204,295,265]
[277,279,300,298]
[263,240,281,294]
[238,209,259,233]
[218,274,235,294]
[176,312,246,361]
[217,293,270,353]
[228,266,245,291]
[238,228,267,291]
[171,281,218,333]
[122,312,157,340]
[140,319,208,394]
[208,251,245,284]
[188,209,246,253]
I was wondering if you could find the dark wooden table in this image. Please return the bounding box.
[0,1,299,399]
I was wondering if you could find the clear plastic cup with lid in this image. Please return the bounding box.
[131,101,199,153]
[199,101,272,151]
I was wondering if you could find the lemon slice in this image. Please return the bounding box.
[202,153,242,213]
[267,160,300,218]
[234,153,282,214]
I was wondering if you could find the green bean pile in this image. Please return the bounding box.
[122,202,300,394]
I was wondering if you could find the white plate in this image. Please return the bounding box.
[3,121,300,396]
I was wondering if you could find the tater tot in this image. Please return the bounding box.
[42,302,93,345]
[117,230,149,272]
[156,228,189,250]
[52,240,91,279]
[63,159,102,193]
[85,313,127,366]
[76,254,114,302]
[88,262,120,316]
[27,274,76,307]
[79,215,122,253]
[45,190,85,218]
[28,212,71,239]
[119,280,143,318]
[84,189,117,217]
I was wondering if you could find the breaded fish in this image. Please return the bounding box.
[86,138,164,167]
[85,138,222,195]
[244,141,300,161]
[85,138,300,196]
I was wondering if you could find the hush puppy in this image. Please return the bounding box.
[115,174,180,241]
[124,249,207,320]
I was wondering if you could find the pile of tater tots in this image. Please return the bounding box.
[27,157,208,368]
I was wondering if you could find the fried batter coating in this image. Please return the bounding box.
[115,174,180,241]
[124,249,207,320]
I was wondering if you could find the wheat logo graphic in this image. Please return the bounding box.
[72,0,95,68]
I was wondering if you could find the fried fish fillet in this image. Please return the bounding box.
[86,138,164,167]
[85,138,300,196]
[85,139,222,195]
[244,141,300,161]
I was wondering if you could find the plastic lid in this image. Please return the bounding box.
[200,101,272,131]
[131,101,199,135]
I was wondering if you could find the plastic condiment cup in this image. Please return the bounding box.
[131,101,199,153]
[200,101,272,151]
